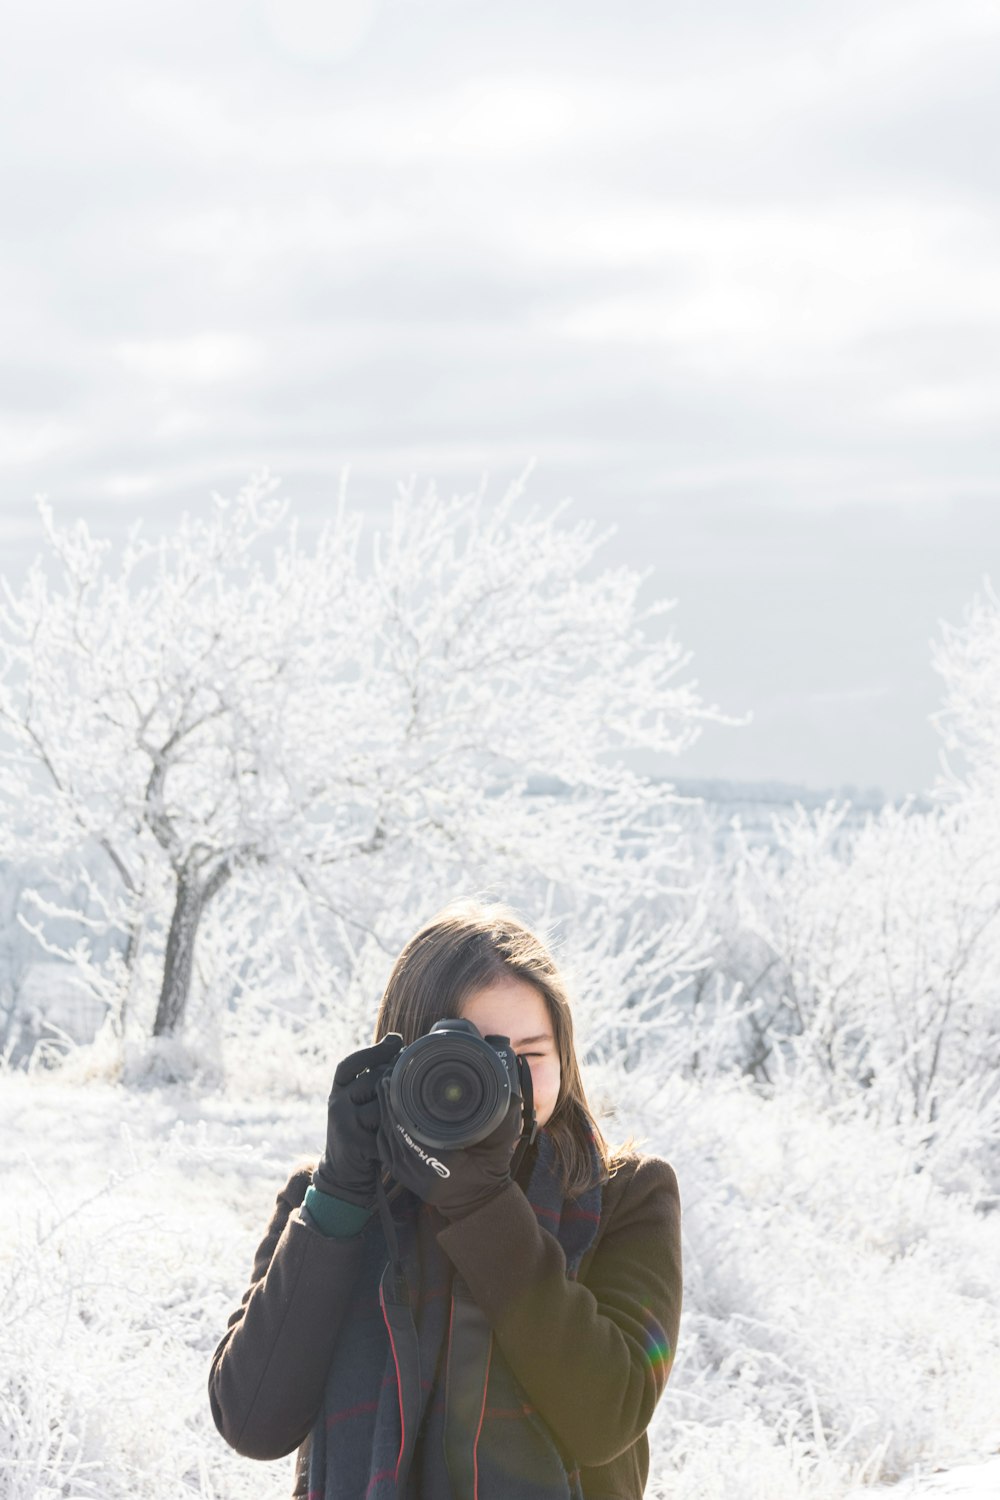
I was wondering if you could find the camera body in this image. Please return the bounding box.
[383,1017,532,1151]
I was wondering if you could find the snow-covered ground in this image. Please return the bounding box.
[0,1072,307,1500]
[2,1066,998,1500]
[850,1456,1000,1498]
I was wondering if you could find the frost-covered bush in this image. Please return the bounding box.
[0,1076,313,1500]
[620,1065,1000,1496]
[664,577,1000,1205]
[721,797,1000,1199]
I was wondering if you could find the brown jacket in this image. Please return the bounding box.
[209,1153,682,1499]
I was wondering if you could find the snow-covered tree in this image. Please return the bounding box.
[677,577,1000,1163]
[730,797,1000,1128]
[0,467,733,1052]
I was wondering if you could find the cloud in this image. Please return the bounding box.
[114,334,262,386]
[0,417,86,469]
[258,0,382,65]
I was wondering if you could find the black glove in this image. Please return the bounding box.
[376,1083,524,1221]
[314,1034,404,1208]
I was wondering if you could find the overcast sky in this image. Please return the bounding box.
[1,0,998,802]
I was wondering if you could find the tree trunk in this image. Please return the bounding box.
[152,857,236,1038]
[152,874,205,1038]
[118,916,143,1037]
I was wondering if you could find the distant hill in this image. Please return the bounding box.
[668,775,929,813]
[666,775,935,856]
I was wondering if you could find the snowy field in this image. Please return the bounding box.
[852,1458,1000,1499]
[2,1064,998,1500]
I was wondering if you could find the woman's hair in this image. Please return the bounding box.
[373,898,623,1198]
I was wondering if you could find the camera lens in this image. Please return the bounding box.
[389,1028,512,1150]
[424,1065,476,1117]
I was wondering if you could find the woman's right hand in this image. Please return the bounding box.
[313,1033,404,1207]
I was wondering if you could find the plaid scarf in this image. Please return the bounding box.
[307,1128,603,1500]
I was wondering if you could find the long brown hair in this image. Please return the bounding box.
[373,898,622,1198]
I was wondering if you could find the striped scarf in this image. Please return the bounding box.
[307,1128,603,1500]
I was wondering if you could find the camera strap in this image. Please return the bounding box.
[444,1275,493,1500]
[375,1174,422,1500]
[508,1052,538,1182]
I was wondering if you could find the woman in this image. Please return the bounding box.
[209,900,682,1500]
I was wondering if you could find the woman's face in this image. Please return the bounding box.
[458,974,562,1129]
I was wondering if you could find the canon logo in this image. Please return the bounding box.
[395,1123,450,1178]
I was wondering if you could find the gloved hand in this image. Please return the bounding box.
[376,1084,524,1221]
[314,1034,404,1208]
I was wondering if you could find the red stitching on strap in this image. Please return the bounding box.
[473,1336,493,1500]
[379,1287,406,1483]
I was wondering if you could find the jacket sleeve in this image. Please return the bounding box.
[208,1166,367,1461]
[436,1154,682,1470]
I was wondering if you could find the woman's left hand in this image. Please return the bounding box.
[376,1087,523,1221]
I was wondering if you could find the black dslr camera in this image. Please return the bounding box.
[382,1018,535,1151]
